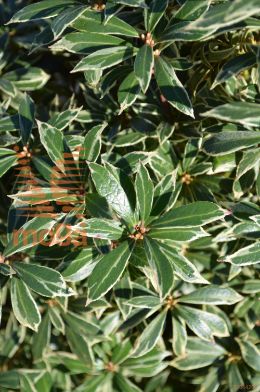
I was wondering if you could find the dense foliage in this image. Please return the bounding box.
[0,0,260,391]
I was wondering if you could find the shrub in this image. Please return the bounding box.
[0,0,259,391]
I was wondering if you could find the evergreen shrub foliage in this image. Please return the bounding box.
[0,0,260,390]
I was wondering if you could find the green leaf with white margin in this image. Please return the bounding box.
[151,201,224,228]
[87,241,133,302]
[80,122,107,161]
[48,305,65,334]
[149,226,209,242]
[174,0,209,21]
[0,371,21,390]
[158,243,209,284]
[202,103,260,128]
[236,338,260,372]
[114,374,142,392]
[20,374,38,392]
[73,374,108,392]
[132,310,167,357]
[224,242,260,266]
[89,162,134,224]
[10,278,41,332]
[60,248,99,282]
[171,337,226,370]
[0,115,20,133]
[127,295,161,309]
[78,218,124,240]
[176,305,229,340]
[211,53,256,89]
[0,155,18,178]
[236,148,260,181]
[179,285,243,305]
[177,0,260,41]
[0,78,16,97]
[172,315,187,356]
[154,56,194,118]
[32,313,51,360]
[115,0,147,7]
[12,262,75,297]
[144,237,174,299]
[19,93,35,145]
[134,44,154,93]
[228,363,244,392]
[203,131,260,156]
[72,9,138,37]
[49,107,82,130]
[7,0,78,23]
[71,46,136,72]
[135,162,153,224]
[4,67,50,91]
[51,5,86,39]
[51,32,126,54]
[112,338,133,364]
[66,327,94,364]
[118,71,140,113]
[4,217,56,257]
[144,0,168,32]
[37,120,64,172]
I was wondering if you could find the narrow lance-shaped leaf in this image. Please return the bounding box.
[51,5,86,39]
[87,241,133,302]
[10,278,41,332]
[202,102,260,128]
[171,338,227,370]
[203,131,260,156]
[155,56,194,118]
[51,32,126,54]
[151,201,224,228]
[180,0,260,40]
[115,0,147,7]
[132,310,167,357]
[114,373,142,392]
[174,0,210,21]
[135,163,154,224]
[60,248,99,282]
[144,0,168,32]
[12,262,75,297]
[158,243,209,284]
[172,315,187,356]
[0,155,18,178]
[4,67,50,91]
[134,44,154,93]
[80,122,107,161]
[4,217,56,257]
[144,237,174,299]
[32,313,51,360]
[89,162,134,224]
[228,363,244,392]
[149,226,209,242]
[179,286,243,305]
[236,338,260,372]
[118,71,140,113]
[71,46,136,72]
[7,0,78,23]
[78,218,124,240]
[37,121,65,172]
[176,305,229,340]
[223,242,260,266]
[72,9,139,37]
[19,93,35,145]
[211,52,256,89]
